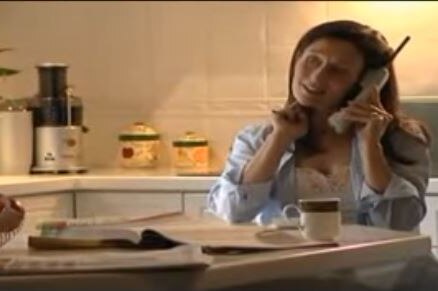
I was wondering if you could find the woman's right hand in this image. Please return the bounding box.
[271,102,309,142]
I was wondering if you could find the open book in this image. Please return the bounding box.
[28,214,339,255]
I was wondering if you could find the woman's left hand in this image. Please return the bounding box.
[341,86,393,145]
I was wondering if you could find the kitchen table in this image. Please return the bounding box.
[0,215,433,291]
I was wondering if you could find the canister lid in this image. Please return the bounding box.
[173,131,208,147]
[0,97,29,112]
[118,122,160,141]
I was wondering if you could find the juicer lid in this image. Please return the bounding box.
[37,62,68,68]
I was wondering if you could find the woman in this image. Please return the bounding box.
[207,20,431,231]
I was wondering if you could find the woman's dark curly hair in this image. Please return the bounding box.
[287,20,431,163]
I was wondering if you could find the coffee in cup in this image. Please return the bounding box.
[281,198,341,241]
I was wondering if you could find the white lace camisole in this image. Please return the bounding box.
[294,165,357,223]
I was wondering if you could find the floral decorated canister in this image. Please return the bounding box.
[172,131,209,169]
[118,122,160,168]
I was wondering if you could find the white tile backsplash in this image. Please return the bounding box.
[206,35,265,100]
[266,46,295,99]
[0,1,437,168]
[393,38,438,95]
[327,2,438,39]
[205,2,266,45]
[266,2,328,46]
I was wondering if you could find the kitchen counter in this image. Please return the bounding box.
[1,170,438,196]
[0,169,219,196]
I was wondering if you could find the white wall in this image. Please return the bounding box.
[0,1,436,169]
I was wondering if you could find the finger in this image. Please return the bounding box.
[273,106,293,116]
[295,110,308,123]
[271,109,289,121]
[271,109,282,116]
[370,112,393,129]
[370,110,394,123]
[284,103,305,121]
[346,102,392,119]
[284,101,299,111]
[369,104,392,118]
[370,112,383,121]
[349,95,382,110]
[348,98,389,115]
[346,101,369,112]
[272,107,301,123]
[343,113,387,128]
[343,106,373,119]
[370,86,383,107]
[341,112,370,124]
[348,100,374,111]
[343,109,386,124]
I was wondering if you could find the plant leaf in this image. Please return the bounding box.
[0,48,14,53]
[0,67,19,76]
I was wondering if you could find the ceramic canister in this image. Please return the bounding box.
[118,122,160,168]
[0,99,33,175]
[172,131,209,169]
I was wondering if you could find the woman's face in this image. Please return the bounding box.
[292,37,365,112]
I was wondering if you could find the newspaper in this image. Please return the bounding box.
[0,245,210,274]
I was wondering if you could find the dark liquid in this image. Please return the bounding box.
[31,97,83,126]
[38,65,67,98]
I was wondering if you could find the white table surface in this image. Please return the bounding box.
[0,217,432,291]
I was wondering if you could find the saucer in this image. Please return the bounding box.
[268,217,300,230]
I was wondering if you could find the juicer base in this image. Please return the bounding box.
[31,166,87,174]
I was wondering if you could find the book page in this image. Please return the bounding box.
[30,215,338,252]
[55,226,142,244]
[126,216,338,251]
[149,225,338,251]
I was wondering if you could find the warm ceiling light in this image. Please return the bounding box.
[367,1,426,11]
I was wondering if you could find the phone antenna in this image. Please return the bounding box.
[386,36,410,64]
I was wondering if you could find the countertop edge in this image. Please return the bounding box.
[0,175,219,196]
[0,175,438,197]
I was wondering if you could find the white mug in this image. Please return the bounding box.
[281,198,341,241]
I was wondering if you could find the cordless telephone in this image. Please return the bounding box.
[328,36,411,134]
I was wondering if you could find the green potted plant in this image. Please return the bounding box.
[0,48,27,110]
[0,48,19,77]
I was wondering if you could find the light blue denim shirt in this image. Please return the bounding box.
[207,122,430,231]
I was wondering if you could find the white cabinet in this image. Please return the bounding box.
[420,195,438,255]
[75,191,182,218]
[183,193,208,216]
[13,193,74,235]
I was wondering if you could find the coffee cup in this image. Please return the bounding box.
[278,198,341,241]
